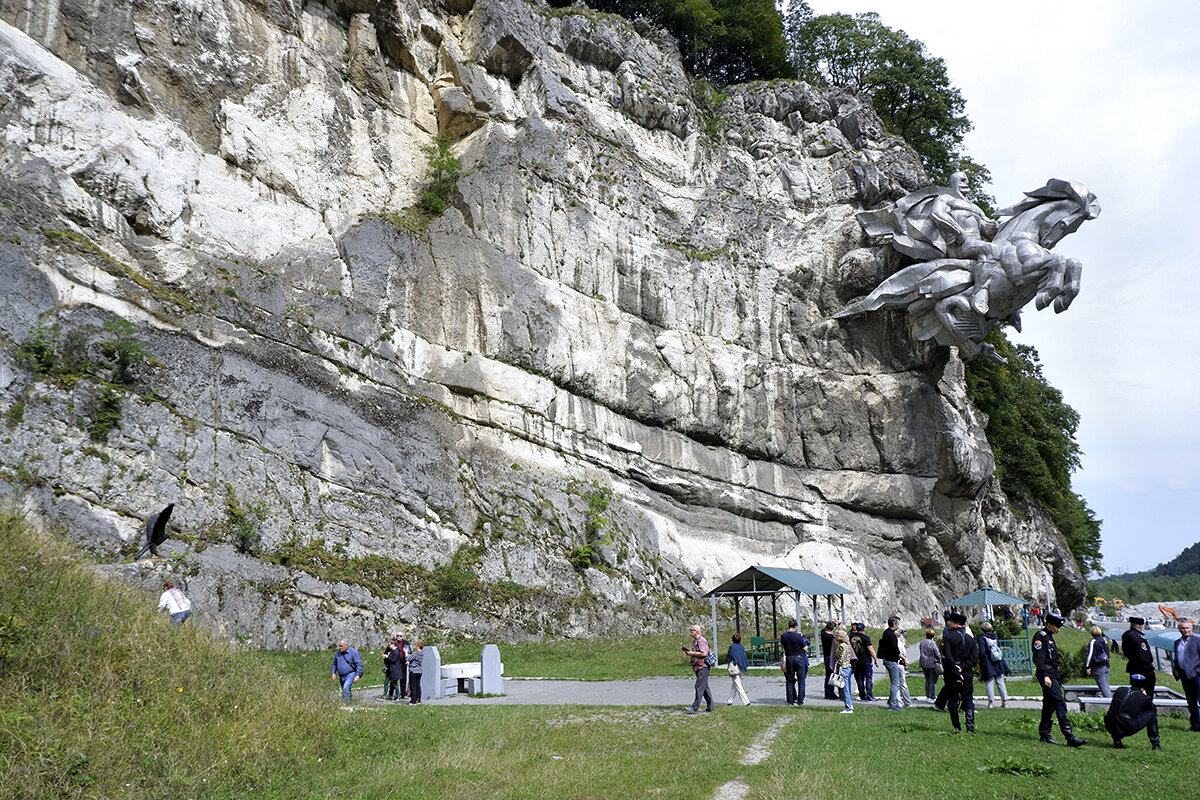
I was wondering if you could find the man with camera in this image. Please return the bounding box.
[683,624,714,713]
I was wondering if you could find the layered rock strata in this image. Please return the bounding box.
[0,0,1084,647]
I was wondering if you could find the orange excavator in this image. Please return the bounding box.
[1159,605,1180,625]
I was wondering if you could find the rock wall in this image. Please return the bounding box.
[0,0,1084,648]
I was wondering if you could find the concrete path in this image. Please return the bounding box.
[359,668,1047,710]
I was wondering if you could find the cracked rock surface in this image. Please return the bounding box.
[0,0,1082,648]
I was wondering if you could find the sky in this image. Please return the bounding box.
[804,1,1200,575]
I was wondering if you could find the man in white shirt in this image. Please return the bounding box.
[157,579,191,624]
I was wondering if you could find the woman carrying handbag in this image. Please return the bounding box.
[725,632,751,705]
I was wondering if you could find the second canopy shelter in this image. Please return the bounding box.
[703,566,853,664]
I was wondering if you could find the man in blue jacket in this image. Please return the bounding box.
[332,639,364,703]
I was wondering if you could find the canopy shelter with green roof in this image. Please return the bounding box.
[703,566,853,664]
[947,585,1034,674]
[947,586,1031,621]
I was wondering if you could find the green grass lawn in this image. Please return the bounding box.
[247,702,1197,800]
[2,510,1195,800]
[753,704,1193,799]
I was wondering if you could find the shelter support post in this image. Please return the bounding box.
[812,595,819,651]
[710,596,719,666]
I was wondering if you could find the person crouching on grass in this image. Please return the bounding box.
[1105,672,1162,750]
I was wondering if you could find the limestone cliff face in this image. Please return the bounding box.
[0,0,1084,647]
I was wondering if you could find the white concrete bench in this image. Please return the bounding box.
[438,644,505,696]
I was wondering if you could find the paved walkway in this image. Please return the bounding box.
[359,669,1047,710]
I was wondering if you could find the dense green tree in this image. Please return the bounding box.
[1153,541,1200,577]
[1089,541,1200,604]
[966,329,1103,575]
[782,4,992,207]
[552,0,790,85]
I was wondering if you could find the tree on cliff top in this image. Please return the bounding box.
[781,4,993,207]
[966,330,1103,576]
[551,0,791,84]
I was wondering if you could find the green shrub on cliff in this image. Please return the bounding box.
[371,134,463,234]
[966,329,1103,575]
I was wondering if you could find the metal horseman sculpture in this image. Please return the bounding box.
[834,171,1100,363]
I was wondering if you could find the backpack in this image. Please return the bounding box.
[984,636,1004,663]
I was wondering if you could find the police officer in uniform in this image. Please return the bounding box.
[1121,616,1156,692]
[1104,672,1162,750]
[1032,613,1087,747]
[942,612,978,733]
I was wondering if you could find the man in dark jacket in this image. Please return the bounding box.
[848,623,878,701]
[821,621,838,699]
[1032,614,1087,747]
[878,615,908,711]
[1122,617,1156,692]
[780,619,810,705]
[942,612,978,733]
[1105,672,1161,749]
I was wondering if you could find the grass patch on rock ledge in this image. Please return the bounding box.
[265,537,549,613]
[366,134,463,235]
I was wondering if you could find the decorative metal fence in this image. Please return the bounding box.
[999,637,1033,675]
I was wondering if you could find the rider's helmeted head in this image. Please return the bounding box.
[947,168,969,200]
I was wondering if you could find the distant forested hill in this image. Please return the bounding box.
[1089,542,1200,604]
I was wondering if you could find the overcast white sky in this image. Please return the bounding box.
[805,1,1200,575]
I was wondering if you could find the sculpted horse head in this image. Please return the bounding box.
[996,178,1101,250]
[990,179,1100,316]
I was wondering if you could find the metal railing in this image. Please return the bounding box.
[998,637,1032,675]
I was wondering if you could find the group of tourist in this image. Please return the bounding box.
[331,634,426,705]
[682,611,1200,751]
